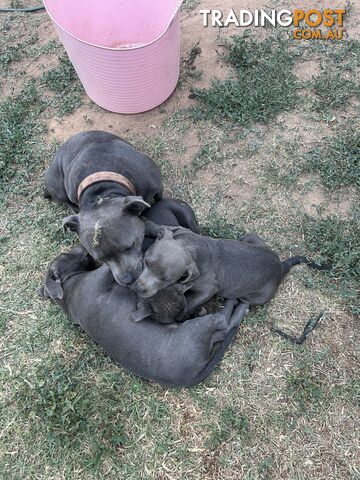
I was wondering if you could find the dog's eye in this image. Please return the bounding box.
[51,269,60,280]
[125,242,136,252]
[178,272,189,283]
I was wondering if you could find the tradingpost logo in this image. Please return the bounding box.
[200,8,346,40]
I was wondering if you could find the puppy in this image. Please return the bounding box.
[133,228,329,319]
[38,247,248,387]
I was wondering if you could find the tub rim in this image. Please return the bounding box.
[43,0,183,51]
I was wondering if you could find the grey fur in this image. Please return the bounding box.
[38,248,248,387]
[133,229,285,319]
[44,130,163,285]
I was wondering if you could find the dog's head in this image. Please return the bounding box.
[132,228,200,298]
[132,282,192,324]
[62,196,150,286]
[38,245,97,301]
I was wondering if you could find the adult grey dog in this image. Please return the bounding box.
[133,228,329,320]
[44,130,163,286]
[38,247,248,387]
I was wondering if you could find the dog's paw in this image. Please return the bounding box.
[198,306,208,317]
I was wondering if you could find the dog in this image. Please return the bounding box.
[44,130,163,285]
[133,228,330,320]
[130,282,193,324]
[38,247,248,387]
[141,198,200,251]
[137,198,200,323]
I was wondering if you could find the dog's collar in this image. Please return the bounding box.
[77,172,136,201]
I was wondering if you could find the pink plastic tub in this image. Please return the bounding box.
[44,0,183,113]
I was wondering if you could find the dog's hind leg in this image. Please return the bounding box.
[210,300,245,345]
[228,303,249,330]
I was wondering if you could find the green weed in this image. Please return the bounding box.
[286,354,325,412]
[0,81,46,189]
[301,210,360,313]
[192,140,224,171]
[192,33,299,125]
[181,0,200,11]
[305,39,360,115]
[312,71,359,111]
[41,54,84,115]
[305,122,360,190]
[207,406,250,450]
[0,33,38,70]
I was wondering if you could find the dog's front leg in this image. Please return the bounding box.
[142,217,163,238]
[177,286,217,321]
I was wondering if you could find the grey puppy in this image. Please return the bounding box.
[133,228,327,319]
[141,198,200,252]
[136,198,200,323]
[38,247,248,388]
[44,130,163,286]
[130,282,193,324]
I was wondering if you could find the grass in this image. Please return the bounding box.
[41,54,84,115]
[301,210,360,314]
[263,121,360,191]
[1,6,359,480]
[206,407,250,450]
[0,32,38,70]
[0,81,46,190]
[286,352,326,413]
[305,122,360,190]
[192,32,300,125]
[305,38,360,118]
[192,136,224,171]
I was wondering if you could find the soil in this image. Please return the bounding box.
[26,0,354,219]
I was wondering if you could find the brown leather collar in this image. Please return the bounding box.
[77,172,136,201]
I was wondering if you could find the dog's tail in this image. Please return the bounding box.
[282,256,332,276]
[181,325,240,388]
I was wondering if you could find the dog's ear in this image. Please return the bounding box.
[131,301,153,322]
[156,228,174,241]
[179,262,200,284]
[62,215,79,233]
[44,273,64,299]
[174,282,193,294]
[124,196,150,216]
[37,286,48,299]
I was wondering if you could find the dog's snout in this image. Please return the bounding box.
[114,271,141,286]
[132,278,145,293]
[132,279,155,298]
[118,275,132,286]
